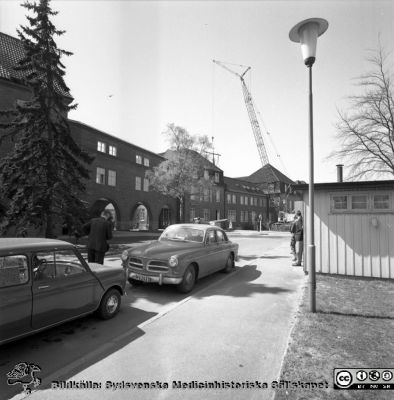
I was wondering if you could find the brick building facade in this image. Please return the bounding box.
[224,177,268,229]
[69,120,177,230]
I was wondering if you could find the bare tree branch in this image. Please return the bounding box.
[328,42,394,179]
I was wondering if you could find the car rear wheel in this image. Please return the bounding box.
[222,253,234,273]
[177,264,196,293]
[98,289,121,319]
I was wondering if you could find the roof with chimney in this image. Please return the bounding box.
[237,163,294,185]
[293,180,394,192]
[0,32,72,98]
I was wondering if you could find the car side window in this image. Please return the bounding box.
[55,250,87,277]
[206,230,217,244]
[0,255,29,287]
[217,230,226,242]
[33,251,55,280]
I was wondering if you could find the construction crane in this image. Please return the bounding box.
[213,59,269,167]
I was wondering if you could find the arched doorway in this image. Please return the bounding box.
[90,198,120,229]
[104,203,117,231]
[131,203,149,231]
[159,205,171,229]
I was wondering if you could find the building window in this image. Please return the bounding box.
[143,178,149,192]
[331,193,392,213]
[144,158,150,167]
[135,177,142,191]
[374,194,390,209]
[203,208,210,221]
[240,196,244,205]
[351,195,367,210]
[251,211,257,222]
[228,210,236,222]
[97,141,106,153]
[204,188,209,202]
[108,170,116,186]
[245,196,249,206]
[109,145,117,157]
[204,170,209,180]
[232,194,236,204]
[214,172,220,183]
[332,195,348,210]
[190,185,199,201]
[199,187,204,202]
[96,167,105,184]
[216,189,220,203]
[136,155,142,164]
[227,194,231,204]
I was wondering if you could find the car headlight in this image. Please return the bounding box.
[168,255,178,267]
[121,250,129,262]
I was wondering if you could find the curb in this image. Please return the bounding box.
[270,276,308,400]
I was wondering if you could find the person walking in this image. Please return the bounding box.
[83,210,113,264]
[292,210,303,267]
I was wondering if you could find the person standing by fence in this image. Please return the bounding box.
[290,214,297,257]
[292,211,303,267]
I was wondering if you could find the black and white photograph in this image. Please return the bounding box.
[0,0,394,399]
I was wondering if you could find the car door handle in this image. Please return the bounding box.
[38,285,50,289]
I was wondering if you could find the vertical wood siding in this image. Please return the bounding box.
[301,191,394,279]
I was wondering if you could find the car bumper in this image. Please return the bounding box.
[128,271,183,285]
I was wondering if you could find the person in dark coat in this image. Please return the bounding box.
[292,210,304,266]
[290,214,297,257]
[83,210,113,264]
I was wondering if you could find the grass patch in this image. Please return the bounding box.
[274,274,394,400]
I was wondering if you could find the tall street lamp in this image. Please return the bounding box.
[289,18,328,313]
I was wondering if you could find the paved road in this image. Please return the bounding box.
[2,231,305,400]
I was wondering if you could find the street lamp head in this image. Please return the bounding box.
[289,18,328,66]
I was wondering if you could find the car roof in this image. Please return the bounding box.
[0,238,74,252]
[166,224,221,230]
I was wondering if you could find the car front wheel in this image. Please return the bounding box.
[98,289,121,319]
[177,264,196,293]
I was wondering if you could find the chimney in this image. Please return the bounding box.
[336,164,344,182]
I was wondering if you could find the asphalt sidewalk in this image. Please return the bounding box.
[22,232,306,400]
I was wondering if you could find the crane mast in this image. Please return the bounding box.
[213,60,269,167]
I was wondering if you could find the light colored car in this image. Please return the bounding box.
[121,223,239,293]
[0,238,127,345]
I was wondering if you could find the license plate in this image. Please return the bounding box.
[133,274,152,283]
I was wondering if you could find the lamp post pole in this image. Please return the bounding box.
[307,63,316,312]
[289,18,328,313]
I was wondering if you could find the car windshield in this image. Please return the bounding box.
[160,226,205,243]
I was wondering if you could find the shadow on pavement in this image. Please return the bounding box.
[0,305,155,399]
[192,264,291,299]
[230,234,289,239]
[239,255,290,261]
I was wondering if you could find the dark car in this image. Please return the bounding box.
[0,238,126,345]
[121,224,239,293]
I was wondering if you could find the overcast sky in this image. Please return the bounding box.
[1,0,394,183]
